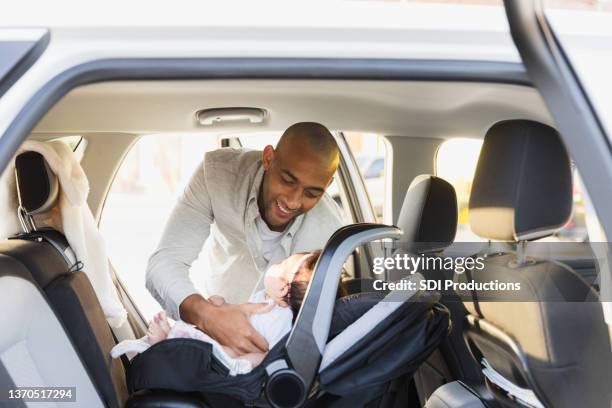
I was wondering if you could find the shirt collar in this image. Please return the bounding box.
[247,161,264,205]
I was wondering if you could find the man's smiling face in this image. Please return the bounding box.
[259,137,337,232]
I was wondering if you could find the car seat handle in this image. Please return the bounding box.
[285,223,402,397]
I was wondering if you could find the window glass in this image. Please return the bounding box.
[364,158,384,179]
[238,132,281,151]
[542,1,612,143]
[436,138,482,242]
[344,133,387,221]
[100,134,219,321]
[436,138,592,243]
[355,156,369,169]
[544,0,611,11]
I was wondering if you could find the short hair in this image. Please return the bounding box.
[276,122,339,162]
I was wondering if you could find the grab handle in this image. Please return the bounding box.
[196,107,267,125]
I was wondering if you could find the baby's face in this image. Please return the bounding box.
[275,253,312,281]
[264,253,314,306]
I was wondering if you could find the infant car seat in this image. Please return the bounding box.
[125,224,450,408]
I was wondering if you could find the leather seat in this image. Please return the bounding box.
[2,151,213,408]
[0,255,105,407]
[396,175,457,251]
[393,175,483,404]
[0,151,128,408]
[460,120,612,408]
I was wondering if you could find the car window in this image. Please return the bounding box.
[542,1,612,144]
[344,133,387,222]
[436,138,594,243]
[355,156,369,170]
[364,158,384,179]
[99,134,219,321]
[101,132,366,319]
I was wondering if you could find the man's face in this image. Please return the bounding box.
[259,140,336,231]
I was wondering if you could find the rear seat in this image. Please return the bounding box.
[0,254,105,407]
[0,239,128,407]
[1,151,212,408]
[1,151,128,407]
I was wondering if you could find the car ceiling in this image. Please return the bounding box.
[31,80,553,140]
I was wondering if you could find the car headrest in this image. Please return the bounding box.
[14,151,59,215]
[469,120,572,241]
[397,175,457,251]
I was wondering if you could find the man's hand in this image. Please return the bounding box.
[179,294,272,354]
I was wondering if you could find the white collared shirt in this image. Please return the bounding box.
[255,216,284,263]
[145,148,344,319]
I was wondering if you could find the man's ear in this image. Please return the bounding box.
[262,145,275,170]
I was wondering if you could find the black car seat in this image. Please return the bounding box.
[460,120,612,407]
[0,151,129,407]
[0,255,105,407]
[1,150,224,408]
[393,175,483,405]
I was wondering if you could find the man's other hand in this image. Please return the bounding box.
[179,294,272,354]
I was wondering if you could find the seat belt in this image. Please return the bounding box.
[0,362,27,408]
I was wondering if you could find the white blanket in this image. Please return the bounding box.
[111,290,293,375]
[110,321,255,376]
[0,140,127,328]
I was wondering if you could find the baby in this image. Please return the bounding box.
[111,250,338,375]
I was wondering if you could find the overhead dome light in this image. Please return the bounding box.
[196,107,267,126]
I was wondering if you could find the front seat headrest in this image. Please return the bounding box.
[15,151,59,215]
[397,175,457,251]
[469,120,572,242]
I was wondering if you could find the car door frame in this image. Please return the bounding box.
[503,0,612,239]
[335,131,380,278]
[502,0,612,331]
[0,28,49,99]
[0,56,534,338]
[0,57,531,172]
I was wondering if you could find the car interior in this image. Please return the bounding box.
[0,77,610,407]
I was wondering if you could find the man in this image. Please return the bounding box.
[146,122,344,355]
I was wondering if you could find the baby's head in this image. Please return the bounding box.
[264,250,347,317]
